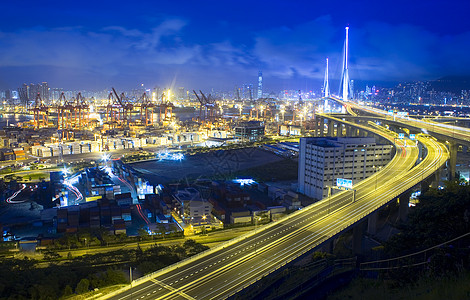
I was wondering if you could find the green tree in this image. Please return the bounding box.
[183,239,209,257]
[63,285,73,297]
[75,278,89,294]
[43,250,61,260]
[102,269,127,286]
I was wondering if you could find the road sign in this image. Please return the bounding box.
[398,133,405,139]
[336,178,353,189]
[409,134,416,140]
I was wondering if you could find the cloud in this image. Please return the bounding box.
[250,19,470,88]
[253,16,338,80]
[1,16,470,91]
[0,19,199,88]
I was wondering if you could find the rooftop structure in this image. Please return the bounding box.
[234,121,265,142]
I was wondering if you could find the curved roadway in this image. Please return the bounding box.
[105,119,448,300]
[333,96,470,144]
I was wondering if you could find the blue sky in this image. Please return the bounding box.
[1,0,470,92]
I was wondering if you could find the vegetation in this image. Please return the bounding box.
[384,179,470,257]
[0,239,208,299]
[329,180,470,299]
[121,152,156,163]
[328,272,470,300]
[40,228,184,251]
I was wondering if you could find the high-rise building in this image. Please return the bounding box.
[177,87,185,100]
[11,91,19,103]
[18,83,29,105]
[242,84,253,100]
[18,82,50,105]
[40,82,50,103]
[257,71,263,99]
[51,88,64,103]
[298,137,392,200]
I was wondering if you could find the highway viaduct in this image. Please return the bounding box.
[103,102,450,300]
[320,96,470,182]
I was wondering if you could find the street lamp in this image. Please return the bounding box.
[255,216,261,233]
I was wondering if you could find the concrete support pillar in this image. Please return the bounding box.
[319,118,324,136]
[353,221,365,255]
[358,129,365,137]
[421,179,430,194]
[313,118,319,137]
[399,191,411,222]
[430,171,440,188]
[448,142,458,181]
[337,123,344,137]
[421,171,439,194]
[367,211,379,235]
[328,120,334,137]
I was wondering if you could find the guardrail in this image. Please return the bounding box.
[360,231,470,272]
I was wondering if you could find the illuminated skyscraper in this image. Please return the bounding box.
[242,84,253,100]
[40,82,49,103]
[257,71,263,99]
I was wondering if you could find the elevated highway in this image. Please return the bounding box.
[328,96,469,179]
[105,115,448,300]
[333,96,470,145]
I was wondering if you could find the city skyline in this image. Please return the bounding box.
[1,1,470,91]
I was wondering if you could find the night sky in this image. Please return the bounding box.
[1,0,470,92]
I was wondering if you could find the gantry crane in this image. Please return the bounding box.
[193,90,220,123]
[137,92,155,126]
[105,88,134,128]
[158,92,174,123]
[31,93,49,129]
[74,92,89,128]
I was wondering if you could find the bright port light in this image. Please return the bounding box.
[62,167,70,176]
[157,152,184,161]
[233,178,256,186]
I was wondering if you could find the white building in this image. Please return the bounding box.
[298,137,393,200]
[173,188,212,225]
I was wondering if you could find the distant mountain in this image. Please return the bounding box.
[430,76,470,93]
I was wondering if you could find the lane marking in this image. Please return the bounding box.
[150,278,195,300]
